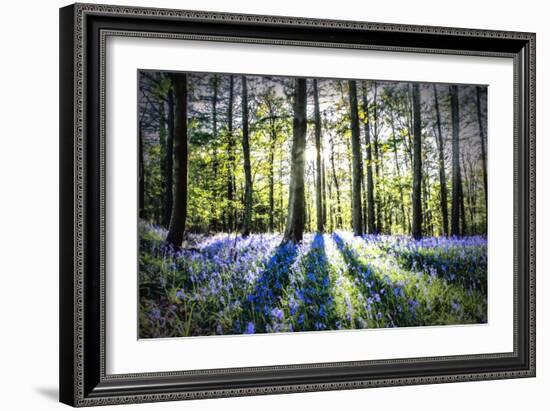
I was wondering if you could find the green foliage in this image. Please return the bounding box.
[140,73,487,238]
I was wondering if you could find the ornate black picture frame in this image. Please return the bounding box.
[59,3,535,407]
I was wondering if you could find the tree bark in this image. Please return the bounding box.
[209,76,219,232]
[313,79,324,232]
[283,78,307,244]
[459,166,467,235]
[139,123,145,219]
[476,86,488,211]
[226,76,235,232]
[321,156,327,229]
[348,80,364,236]
[241,76,253,237]
[433,84,449,236]
[165,73,188,248]
[268,118,276,232]
[162,88,174,228]
[390,108,407,233]
[411,83,423,239]
[373,82,382,233]
[361,81,376,234]
[329,133,342,229]
[450,85,461,236]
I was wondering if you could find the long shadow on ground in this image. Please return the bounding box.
[285,234,335,332]
[244,241,299,332]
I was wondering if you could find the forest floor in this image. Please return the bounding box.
[139,221,487,338]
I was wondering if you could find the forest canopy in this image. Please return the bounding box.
[138,71,487,243]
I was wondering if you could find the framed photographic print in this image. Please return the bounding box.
[59,3,536,407]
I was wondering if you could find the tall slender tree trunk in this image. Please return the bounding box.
[450,85,461,236]
[321,156,327,228]
[306,167,312,232]
[373,82,382,232]
[476,86,488,211]
[313,79,324,232]
[405,85,414,167]
[422,172,430,235]
[348,80,364,236]
[390,108,407,233]
[226,76,235,232]
[432,84,449,236]
[327,177,334,232]
[361,81,376,234]
[157,99,166,225]
[166,73,188,248]
[411,83,423,239]
[278,153,284,232]
[268,118,276,232]
[361,160,367,233]
[463,155,476,233]
[459,168,467,235]
[163,88,174,228]
[209,76,219,231]
[329,133,343,229]
[467,159,478,233]
[139,123,145,219]
[283,78,307,244]
[344,129,353,228]
[241,76,253,237]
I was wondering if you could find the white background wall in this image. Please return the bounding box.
[0,0,545,409]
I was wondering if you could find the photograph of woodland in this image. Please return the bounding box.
[138,70,488,338]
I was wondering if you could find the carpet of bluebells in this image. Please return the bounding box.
[139,221,487,338]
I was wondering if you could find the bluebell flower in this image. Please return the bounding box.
[271,308,284,322]
[245,322,255,334]
[149,307,161,321]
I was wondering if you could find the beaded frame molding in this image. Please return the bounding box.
[59,3,536,407]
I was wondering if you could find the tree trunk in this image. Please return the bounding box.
[226,76,235,232]
[139,123,145,219]
[344,127,353,228]
[283,78,307,244]
[411,83,422,239]
[313,79,324,233]
[476,86,488,210]
[373,82,382,233]
[278,153,284,232]
[361,158,367,234]
[165,73,188,248]
[432,84,449,236]
[209,76,219,232]
[268,119,276,232]
[463,155,475,233]
[157,98,166,225]
[450,85,461,236]
[348,80,364,236]
[329,133,343,229]
[241,76,253,237]
[459,167,467,235]
[322,156,327,228]
[390,108,407,233]
[327,177,334,232]
[162,88,174,228]
[361,81,376,234]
